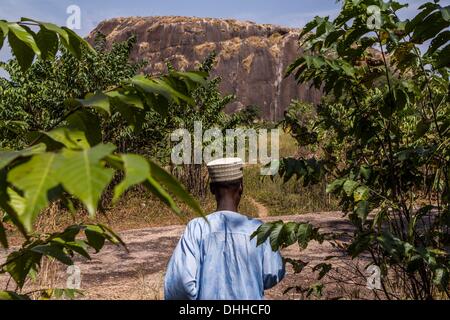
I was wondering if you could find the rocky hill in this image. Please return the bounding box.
[88,16,322,120]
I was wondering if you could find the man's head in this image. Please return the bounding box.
[206,158,244,211]
[210,178,243,206]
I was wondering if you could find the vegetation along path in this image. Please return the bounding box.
[2,211,375,299]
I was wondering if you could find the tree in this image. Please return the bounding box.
[253,0,450,299]
[0,18,204,299]
[0,32,143,150]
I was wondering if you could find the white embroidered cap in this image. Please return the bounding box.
[206,157,243,183]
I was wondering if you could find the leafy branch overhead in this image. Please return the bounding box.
[0,18,206,297]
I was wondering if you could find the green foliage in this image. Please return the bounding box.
[0,31,141,150]
[261,0,450,299]
[0,18,206,299]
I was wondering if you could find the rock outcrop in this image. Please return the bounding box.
[88,16,322,120]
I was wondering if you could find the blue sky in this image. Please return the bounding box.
[0,0,449,63]
[1,0,448,36]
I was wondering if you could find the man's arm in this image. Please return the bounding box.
[262,241,285,290]
[164,220,201,300]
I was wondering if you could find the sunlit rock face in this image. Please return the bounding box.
[88,16,322,120]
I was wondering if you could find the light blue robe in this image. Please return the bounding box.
[164,210,285,300]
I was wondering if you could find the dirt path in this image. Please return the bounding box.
[248,196,269,217]
[0,212,375,300]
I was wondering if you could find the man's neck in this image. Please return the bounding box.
[216,200,238,213]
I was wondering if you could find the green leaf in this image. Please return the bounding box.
[343,180,359,197]
[44,110,102,149]
[435,44,450,68]
[415,119,431,139]
[0,143,46,170]
[143,176,181,215]
[441,5,450,22]
[7,27,35,71]
[0,291,30,300]
[251,222,276,246]
[297,223,314,249]
[35,26,59,60]
[411,11,449,44]
[113,154,150,204]
[106,91,144,109]
[52,239,90,259]
[7,23,41,55]
[149,160,203,216]
[426,30,450,55]
[30,244,73,265]
[66,109,102,147]
[0,28,5,51]
[85,225,106,253]
[300,18,319,38]
[0,172,28,239]
[0,220,8,248]
[4,249,41,288]
[0,21,8,36]
[348,233,373,258]
[61,27,83,58]
[284,258,308,274]
[131,75,194,108]
[76,91,111,116]
[97,223,127,249]
[353,186,369,202]
[312,263,332,280]
[355,200,369,222]
[58,144,115,216]
[170,71,207,87]
[268,222,284,251]
[326,178,345,193]
[20,18,69,43]
[7,153,61,231]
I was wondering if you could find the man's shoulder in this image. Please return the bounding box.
[188,211,263,234]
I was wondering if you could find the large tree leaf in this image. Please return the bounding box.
[30,244,73,265]
[106,91,144,109]
[7,153,61,231]
[0,171,27,239]
[0,143,46,170]
[149,160,203,216]
[57,144,115,216]
[20,18,69,43]
[131,75,194,107]
[66,109,102,147]
[113,154,150,204]
[251,222,277,246]
[143,176,181,216]
[269,222,285,251]
[7,23,40,54]
[43,110,102,149]
[4,249,42,288]
[7,27,35,72]
[35,26,58,60]
[76,92,111,116]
